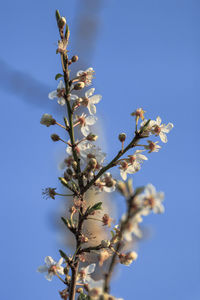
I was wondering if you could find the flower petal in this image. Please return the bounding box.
[57,80,65,89]
[81,125,90,136]
[57,257,64,266]
[89,95,102,104]
[45,256,55,267]
[57,266,64,275]
[85,88,95,98]
[45,273,54,281]
[162,123,174,133]
[37,265,49,273]
[156,116,162,126]
[86,116,97,125]
[120,170,127,181]
[70,94,79,101]
[85,263,96,274]
[159,132,168,143]
[48,90,57,100]
[57,98,66,106]
[88,104,96,115]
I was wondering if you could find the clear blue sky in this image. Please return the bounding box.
[0,1,199,299]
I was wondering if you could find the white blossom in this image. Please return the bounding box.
[66,140,93,162]
[144,140,161,153]
[151,116,174,143]
[122,213,143,241]
[48,80,66,106]
[81,88,102,115]
[93,173,116,193]
[136,184,165,214]
[37,256,64,281]
[83,144,106,165]
[76,67,95,86]
[74,113,97,136]
[119,150,148,180]
[77,263,104,288]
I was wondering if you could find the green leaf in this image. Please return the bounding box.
[55,10,61,23]
[59,249,69,262]
[88,202,103,214]
[61,217,71,228]
[64,117,69,128]
[65,24,70,40]
[134,186,145,196]
[110,230,115,238]
[55,73,63,80]
[77,293,89,300]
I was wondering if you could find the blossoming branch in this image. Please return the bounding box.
[38,10,174,300]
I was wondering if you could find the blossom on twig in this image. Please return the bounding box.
[37,256,64,281]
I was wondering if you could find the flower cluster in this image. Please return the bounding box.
[38,10,174,300]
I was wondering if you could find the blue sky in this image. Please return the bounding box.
[0,1,199,299]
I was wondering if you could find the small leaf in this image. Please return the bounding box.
[55,10,61,23]
[110,230,115,238]
[59,249,69,262]
[77,293,89,300]
[134,186,145,196]
[65,24,70,41]
[64,117,69,128]
[88,202,102,214]
[55,73,63,80]
[61,217,71,228]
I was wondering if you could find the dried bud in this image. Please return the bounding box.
[118,133,126,142]
[40,114,56,127]
[101,240,110,248]
[51,134,60,142]
[42,187,56,200]
[58,17,66,29]
[72,55,79,62]
[74,82,85,90]
[86,133,98,141]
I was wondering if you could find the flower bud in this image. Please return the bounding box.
[105,178,115,188]
[101,240,110,248]
[51,134,60,142]
[58,17,66,29]
[118,133,126,142]
[88,158,97,170]
[63,171,70,181]
[86,133,98,141]
[77,288,83,294]
[40,114,56,127]
[72,55,79,62]
[72,161,77,171]
[74,82,85,90]
[119,251,138,266]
